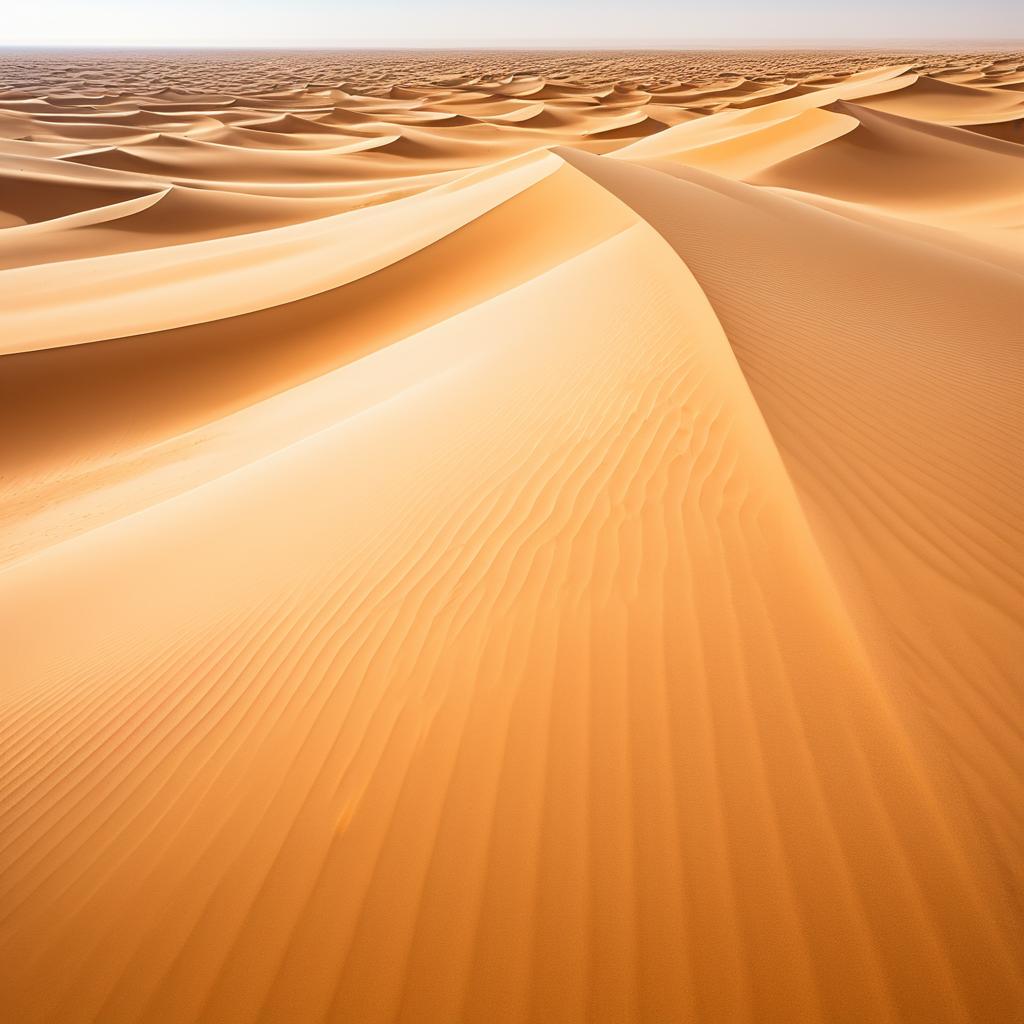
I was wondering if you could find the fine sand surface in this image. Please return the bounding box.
[1,48,1022,1024]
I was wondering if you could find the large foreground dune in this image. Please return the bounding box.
[1,48,1022,1023]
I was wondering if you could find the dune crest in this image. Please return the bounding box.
[1,48,1022,1024]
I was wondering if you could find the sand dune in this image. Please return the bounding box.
[855,73,1024,126]
[753,103,1024,231]
[1,48,1022,1024]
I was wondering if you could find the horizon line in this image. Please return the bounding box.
[4,39,1022,52]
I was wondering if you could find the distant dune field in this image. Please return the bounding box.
[1,48,1022,1024]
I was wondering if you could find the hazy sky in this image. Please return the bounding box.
[6,0,1022,48]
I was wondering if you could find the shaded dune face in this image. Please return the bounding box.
[1,48,1022,1024]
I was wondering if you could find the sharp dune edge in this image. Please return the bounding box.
[0,48,1022,1024]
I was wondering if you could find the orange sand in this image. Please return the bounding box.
[1,48,1022,1024]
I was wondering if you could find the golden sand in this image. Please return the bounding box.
[1,48,1022,1024]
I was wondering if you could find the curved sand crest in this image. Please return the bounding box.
[0,162,638,561]
[561,147,1023,873]
[0,162,158,227]
[0,186,358,271]
[854,73,1024,126]
[0,150,561,353]
[1,48,1023,1024]
[752,102,1024,227]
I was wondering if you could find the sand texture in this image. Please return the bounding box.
[1,48,1023,1024]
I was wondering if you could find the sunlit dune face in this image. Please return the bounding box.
[1,48,1022,1024]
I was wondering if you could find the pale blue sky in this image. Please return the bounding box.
[6,0,1022,47]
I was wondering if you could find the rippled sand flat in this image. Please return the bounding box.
[1,48,1022,1024]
